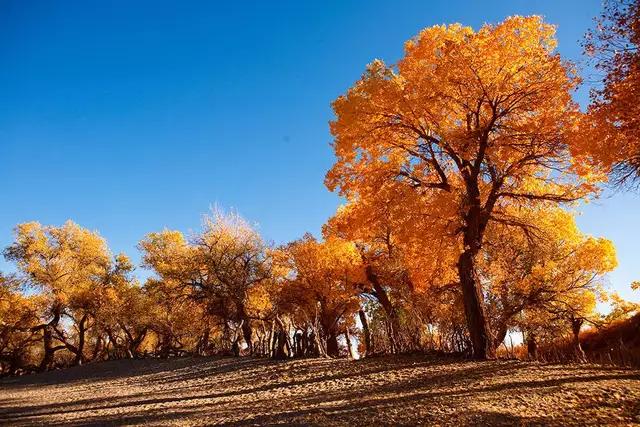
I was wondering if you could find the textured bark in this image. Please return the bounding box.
[458,249,494,359]
[72,314,89,366]
[494,321,508,349]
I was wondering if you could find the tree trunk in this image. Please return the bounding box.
[571,318,586,362]
[345,329,356,359]
[39,325,55,371]
[527,332,538,360]
[366,266,401,352]
[236,301,253,353]
[458,249,494,359]
[326,333,339,357]
[358,309,371,358]
[494,321,508,349]
[73,314,89,366]
[38,306,63,371]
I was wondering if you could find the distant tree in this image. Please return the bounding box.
[3,221,129,369]
[277,235,363,357]
[482,207,617,353]
[0,272,40,374]
[140,210,271,355]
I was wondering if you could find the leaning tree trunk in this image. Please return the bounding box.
[365,266,401,353]
[493,320,509,350]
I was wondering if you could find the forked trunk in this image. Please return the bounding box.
[236,300,253,353]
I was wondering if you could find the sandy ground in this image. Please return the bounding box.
[0,355,639,426]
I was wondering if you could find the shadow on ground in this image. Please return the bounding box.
[1,355,638,426]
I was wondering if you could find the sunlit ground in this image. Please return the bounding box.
[1,355,638,426]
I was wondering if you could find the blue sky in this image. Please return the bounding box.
[1,0,638,302]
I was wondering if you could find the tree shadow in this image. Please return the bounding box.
[1,355,638,426]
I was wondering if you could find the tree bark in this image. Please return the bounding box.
[358,309,371,358]
[326,333,339,357]
[458,249,494,359]
[494,321,508,349]
[235,300,253,353]
[345,329,356,359]
[365,266,401,352]
[37,305,63,371]
[72,314,88,366]
[527,332,538,360]
[571,318,586,362]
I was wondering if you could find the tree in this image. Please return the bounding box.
[3,221,125,369]
[481,207,616,355]
[326,16,595,358]
[580,0,640,185]
[324,186,458,354]
[0,273,40,374]
[277,235,363,357]
[140,210,271,355]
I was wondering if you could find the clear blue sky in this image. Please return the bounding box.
[1,0,638,302]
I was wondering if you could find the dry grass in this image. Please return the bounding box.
[1,355,639,426]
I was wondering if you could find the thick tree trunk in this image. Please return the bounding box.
[358,309,371,358]
[39,326,55,371]
[308,329,321,357]
[326,333,339,357]
[271,319,290,360]
[240,320,252,353]
[458,249,494,359]
[457,171,497,360]
[294,330,304,357]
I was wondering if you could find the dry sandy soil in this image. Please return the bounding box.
[0,355,639,426]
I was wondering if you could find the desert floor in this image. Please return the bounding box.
[1,355,639,426]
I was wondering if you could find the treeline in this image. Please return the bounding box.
[0,206,637,375]
[2,2,640,374]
